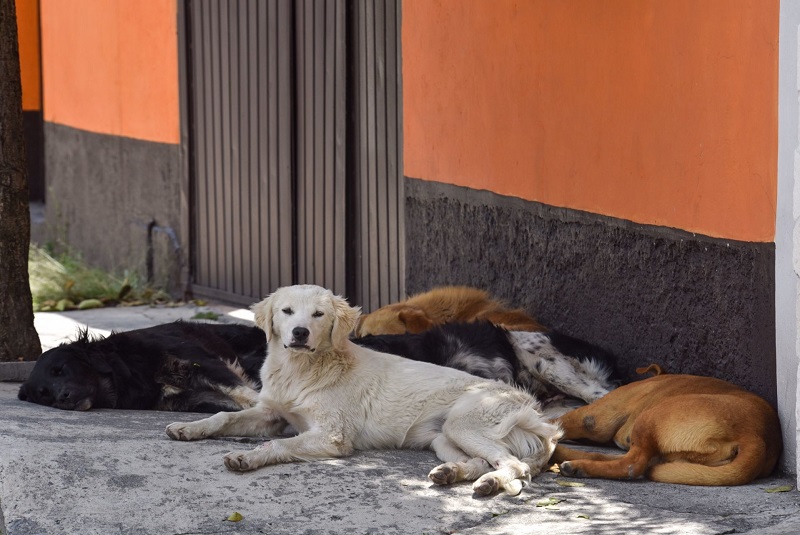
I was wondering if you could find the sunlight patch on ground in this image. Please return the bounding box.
[227,308,255,323]
[34,313,111,351]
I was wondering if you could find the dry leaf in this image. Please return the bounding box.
[226,512,244,522]
[765,485,793,493]
[556,479,586,487]
[77,299,104,310]
[536,497,564,507]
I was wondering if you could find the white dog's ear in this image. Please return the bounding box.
[251,294,275,342]
[331,294,361,349]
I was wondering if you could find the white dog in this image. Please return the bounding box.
[166,284,562,496]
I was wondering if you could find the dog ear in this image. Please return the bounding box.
[398,307,433,334]
[352,315,366,338]
[331,294,361,349]
[251,295,275,342]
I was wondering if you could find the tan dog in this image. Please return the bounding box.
[551,368,782,486]
[354,286,545,337]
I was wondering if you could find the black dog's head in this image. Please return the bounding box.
[18,332,115,411]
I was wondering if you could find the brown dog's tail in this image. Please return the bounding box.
[647,436,774,486]
[635,363,665,376]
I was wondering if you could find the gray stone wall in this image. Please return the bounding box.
[405,178,777,407]
[42,122,186,296]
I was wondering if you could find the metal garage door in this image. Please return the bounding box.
[183,0,403,309]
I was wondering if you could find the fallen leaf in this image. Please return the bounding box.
[577,514,591,520]
[556,480,586,487]
[491,510,509,517]
[536,497,564,507]
[226,512,244,522]
[56,299,75,311]
[765,485,793,493]
[77,299,104,310]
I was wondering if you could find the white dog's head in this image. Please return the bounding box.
[251,285,361,354]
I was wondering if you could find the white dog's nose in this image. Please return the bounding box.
[292,327,310,343]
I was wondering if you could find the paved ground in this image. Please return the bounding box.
[1,305,799,535]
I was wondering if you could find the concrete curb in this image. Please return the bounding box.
[0,362,35,382]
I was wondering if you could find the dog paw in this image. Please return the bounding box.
[224,451,254,472]
[559,461,585,478]
[429,463,458,486]
[473,475,500,496]
[165,422,205,441]
[504,478,525,496]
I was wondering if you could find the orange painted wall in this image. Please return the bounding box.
[40,0,179,144]
[402,0,779,242]
[16,0,41,111]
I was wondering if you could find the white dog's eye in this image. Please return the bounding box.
[282,307,294,315]
[312,311,324,318]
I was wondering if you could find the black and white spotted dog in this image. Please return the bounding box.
[354,321,618,414]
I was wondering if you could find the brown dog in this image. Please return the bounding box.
[354,286,545,337]
[551,368,782,486]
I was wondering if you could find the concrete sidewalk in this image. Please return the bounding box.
[1,305,799,534]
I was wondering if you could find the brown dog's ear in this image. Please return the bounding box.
[398,307,433,334]
[331,294,361,349]
[251,294,275,343]
[353,315,366,338]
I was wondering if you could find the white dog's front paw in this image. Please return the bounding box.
[165,421,207,441]
[224,450,260,472]
[429,462,459,485]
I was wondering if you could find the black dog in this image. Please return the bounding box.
[18,321,266,413]
[355,322,618,406]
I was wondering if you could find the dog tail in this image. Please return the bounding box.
[647,437,775,486]
[498,405,564,471]
[635,363,665,376]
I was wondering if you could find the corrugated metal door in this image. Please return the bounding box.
[349,0,405,311]
[186,0,294,305]
[184,0,402,307]
[295,0,347,294]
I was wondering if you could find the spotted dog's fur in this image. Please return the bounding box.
[510,331,617,404]
[167,285,563,496]
[355,322,618,412]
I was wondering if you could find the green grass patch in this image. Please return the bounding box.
[191,311,220,321]
[29,244,172,312]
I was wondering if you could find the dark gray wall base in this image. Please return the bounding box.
[43,122,185,296]
[405,178,777,406]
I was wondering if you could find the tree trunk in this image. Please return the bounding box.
[0,0,41,361]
